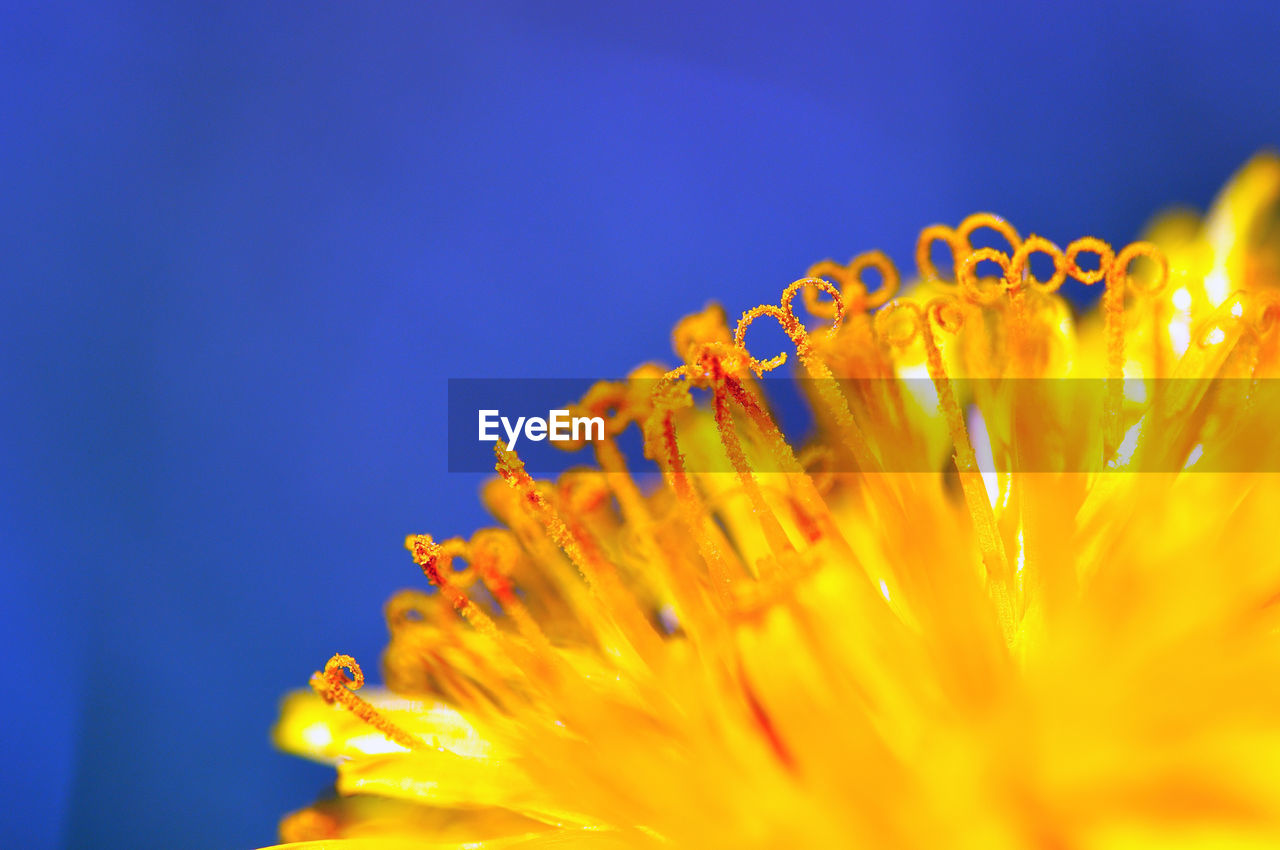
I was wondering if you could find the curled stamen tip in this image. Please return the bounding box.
[315,653,365,692]
[781,277,846,334]
[1011,235,1068,293]
[928,297,967,333]
[1110,241,1171,296]
[733,303,794,374]
[958,246,1014,305]
[385,589,435,630]
[804,260,849,310]
[873,300,924,348]
[1066,237,1115,285]
[916,224,963,283]
[847,250,901,308]
[958,212,1021,244]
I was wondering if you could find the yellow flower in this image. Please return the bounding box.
[270,153,1280,850]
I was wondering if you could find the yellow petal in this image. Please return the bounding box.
[273,689,494,763]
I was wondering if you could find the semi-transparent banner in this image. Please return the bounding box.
[447,377,1280,474]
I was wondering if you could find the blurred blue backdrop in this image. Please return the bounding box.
[2,2,1278,847]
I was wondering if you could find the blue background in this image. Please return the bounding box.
[2,2,1278,847]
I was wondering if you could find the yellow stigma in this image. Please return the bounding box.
[271,153,1280,850]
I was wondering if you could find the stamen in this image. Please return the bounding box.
[1111,240,1170,298]
[469,528,557,658]
[705,358,798,565]
[1064,237,1124,452]
[847,250,901,308]
[1010,236,1068,295]
[385,587,450,633]
[720,374,836,536]
[1009,236,1069,377]
[736,281,905,531]
[405,535,503,641]
[957,212,1023,256]
[495,442,663,659]
[1098,241,1170,453]
[876,298,1014,633]
[957,246,1016,306]
[308,654,423,752]
[1065,237,1114,286]
[668,340,821,567]
[803,260,855,320]
[734,303,794,374]
[1119,240,1174,381]
[916,224,966,284]
[583,409,723,645]
[804,249,900,317]
[776,279,885,474]
[402,533,568,711]
[644,369,747,597]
